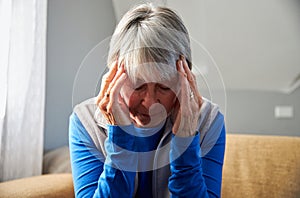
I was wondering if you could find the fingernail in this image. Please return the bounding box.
[122,73,127,79]
[180,60,184,70]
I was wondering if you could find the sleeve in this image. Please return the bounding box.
[69,113,137,198]
[168,113,226,198]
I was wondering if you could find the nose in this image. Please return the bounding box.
[141,85,159,109]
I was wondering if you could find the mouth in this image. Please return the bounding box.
[135,111,167,125]
[139,113,151,119]
[130,105,168,127]
[141,111,164,118]
[131,113,150,126]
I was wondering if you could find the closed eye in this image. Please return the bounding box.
[157,84,171,90]
[134,84,147,91]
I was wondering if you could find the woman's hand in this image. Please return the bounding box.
[172,56,202,137]
[96,61,131,126]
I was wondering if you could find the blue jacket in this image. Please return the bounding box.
[69,97,226,197]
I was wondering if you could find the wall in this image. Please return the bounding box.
[226,89,300,136]
[201,89,300,137]
[45,0,116,151]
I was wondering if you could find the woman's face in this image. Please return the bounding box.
[121,77,178,128]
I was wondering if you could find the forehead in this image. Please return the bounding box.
[126,61,178,84]
[133,75,178,86]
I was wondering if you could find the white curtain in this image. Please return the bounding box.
[0,0,47,182]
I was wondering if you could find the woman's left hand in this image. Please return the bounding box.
[172,56,202,137]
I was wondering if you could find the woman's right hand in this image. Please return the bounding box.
[96,61,131,126]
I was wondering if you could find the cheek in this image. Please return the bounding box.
[120,84,134,105]
[160,92,176,112]
[127,92,140,109]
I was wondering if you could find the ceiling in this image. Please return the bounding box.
[112,0,300,93]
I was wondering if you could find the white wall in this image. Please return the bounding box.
[45,0,116,151]
[225,89,300,136]
[201,88,300,136]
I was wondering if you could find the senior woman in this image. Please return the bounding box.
[69,3,225,198]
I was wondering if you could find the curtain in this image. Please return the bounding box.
[0,0,47,182]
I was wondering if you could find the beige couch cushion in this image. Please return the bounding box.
[43,146,71,174]
[0,174,74,198]
[222,134,300,198]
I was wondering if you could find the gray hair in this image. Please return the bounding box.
[107,3,192,84]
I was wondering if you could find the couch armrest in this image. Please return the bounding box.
[222,134,300,198]
[0,174,74,198]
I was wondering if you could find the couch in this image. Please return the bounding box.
[222,134,300,197]
[0,134,299,198]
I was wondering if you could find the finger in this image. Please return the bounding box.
[98,90,117,125]
[176,59,189,103]
[177,60,192,109]
[106,63,125,96]
[97,61,118,104]
[173,60,192,133]
[176,59,187,78]
[181,57,202,108]
[99,89,110,111]
[181,56,196,86]
[181,56,197,91]
[181,56,194,82]
[104,60,119,83]
[107,72,127,113]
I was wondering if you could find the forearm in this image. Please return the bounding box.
[169,133,209,198]
[97,125,137,197]
[69,114,137,198]
[168,114,226,198]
